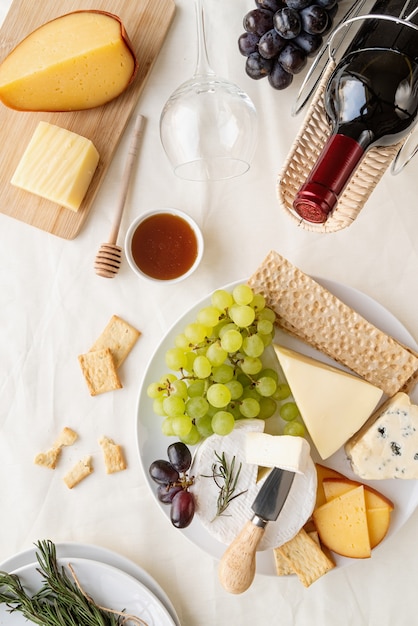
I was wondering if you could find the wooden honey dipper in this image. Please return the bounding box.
[94,114,145,278]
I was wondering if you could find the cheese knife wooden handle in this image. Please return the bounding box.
[218,518,266,594]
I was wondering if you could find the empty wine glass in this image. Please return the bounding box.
[159,0,258,181]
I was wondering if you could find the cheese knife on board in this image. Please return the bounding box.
[218,467,295,594]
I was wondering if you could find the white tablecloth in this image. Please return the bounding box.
[1,1,418,624]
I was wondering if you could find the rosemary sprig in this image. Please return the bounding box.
[208,451,247,519]
[0,540,146,625]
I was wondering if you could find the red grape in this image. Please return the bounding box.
[170,490,195,528]
[157,483,183,504]
[293,31,323,56]
[258,29,286,59]
[256,0,284,10]
[279,41,308,74]
[300,5,329,34]
[246,52,273,79]
[238,32,260,56]
[286,0,311,9]
[273,7,302,39]
[149,460,179,485]
[268,59,293,89]
[167,441,192,473]
[243,9,274,36]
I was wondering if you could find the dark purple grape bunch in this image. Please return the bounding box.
[238,0,339,89]
[149,442,195,529]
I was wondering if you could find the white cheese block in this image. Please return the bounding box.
[345,392,418,479]
[274,344,384,460]
[11,121,99,211]
[245,433,310,474]
[190,419,316,550]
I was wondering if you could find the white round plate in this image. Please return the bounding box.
[0,557,176,626]
[136,278,418,575]
[0,543,180,626]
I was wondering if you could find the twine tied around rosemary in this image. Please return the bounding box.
[68,563,148,626]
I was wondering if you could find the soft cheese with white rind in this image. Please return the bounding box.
[11,122,99,211]
[345,392,418,479]
[190,419,317,551]
[245,433,310,474]
[274,344,384,460]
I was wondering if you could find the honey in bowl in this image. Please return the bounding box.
[126,209,203,282]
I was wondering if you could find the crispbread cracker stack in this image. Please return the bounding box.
[248,251,418,397]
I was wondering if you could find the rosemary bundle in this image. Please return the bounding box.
[208,451,247,519]
[0,540,147,625]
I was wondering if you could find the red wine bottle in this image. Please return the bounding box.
[293,0,418,223]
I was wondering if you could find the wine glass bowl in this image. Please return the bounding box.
[159,0,258,182]
[160,75,257,181]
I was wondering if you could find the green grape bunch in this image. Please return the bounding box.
[147,284,304,444]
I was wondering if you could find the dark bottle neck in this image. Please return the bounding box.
[344,0,418,60]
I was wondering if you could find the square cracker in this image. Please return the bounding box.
[89,315,140,369]
[274,528,335,587]
[78,348,122,396]
[99,436,127,473]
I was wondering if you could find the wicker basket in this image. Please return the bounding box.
[277,60,405,233]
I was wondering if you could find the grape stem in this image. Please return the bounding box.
[170,473,195,491]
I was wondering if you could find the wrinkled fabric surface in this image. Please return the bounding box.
[1,1,418,625]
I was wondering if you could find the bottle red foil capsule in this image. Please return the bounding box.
[293,134,365,223]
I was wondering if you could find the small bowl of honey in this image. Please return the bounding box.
[125,208,204,283]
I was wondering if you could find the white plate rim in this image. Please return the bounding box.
[0,543,180,626]
[1,556,175,626]
[135,277,418,575]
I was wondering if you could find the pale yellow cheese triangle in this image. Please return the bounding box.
[274,345,383,460]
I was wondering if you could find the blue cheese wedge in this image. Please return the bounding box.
[274,344,384,460]
[345,392,418,479]
[190,419,316,550]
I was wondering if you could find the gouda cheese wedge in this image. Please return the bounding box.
[0,11,137,111]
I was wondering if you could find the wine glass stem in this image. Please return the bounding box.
[194,0,215,77]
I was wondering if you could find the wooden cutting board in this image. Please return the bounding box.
[0,0,175,239]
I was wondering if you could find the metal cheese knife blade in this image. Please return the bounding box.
[218,467,295,594]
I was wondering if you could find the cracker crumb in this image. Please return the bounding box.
[34,427,78,469]
[63,456,93,489]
